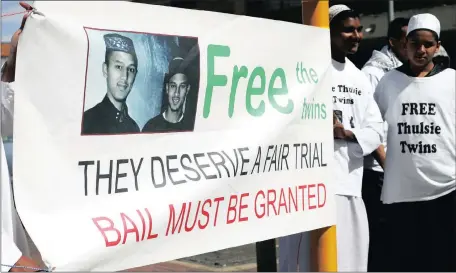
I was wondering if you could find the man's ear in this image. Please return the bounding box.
[102,62,108,78]
[388,38,394,49]
[165,83,169,94]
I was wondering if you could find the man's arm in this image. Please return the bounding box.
[372,144,386,170]
[353,94,383,156]
[339,84,384,158]
[1,2,32,83]
[333,98,383,157]
[363,69,389,169]
[1,30,19,83]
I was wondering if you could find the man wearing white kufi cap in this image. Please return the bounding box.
[374,13,455,271]
[279,5,383,272]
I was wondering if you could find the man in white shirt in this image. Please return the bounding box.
[362,18,409,91]
[360,17,409,272]
[277,5,383,272]
[1,3,46,271]
[329,5,383,271]
[374,13,455,271]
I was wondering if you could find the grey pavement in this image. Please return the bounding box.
[179,243,257,268]
[128,241,280,272]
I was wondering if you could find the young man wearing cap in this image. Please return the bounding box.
[374,13,455,271]
[360,17,409,272]
[82,33,140,135]
[329,4,384,271]
[142,57,192,133]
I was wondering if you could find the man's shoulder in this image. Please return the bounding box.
[346,59,371,78]
[83,102,104,118]
[346,62,373,91]
[439,68,456,78]
[361,65,385,78]
[82,103,105,133]
[374,69,403,102]
[142,114,164,132]
[128,116,140,131]
[145,114,163,125]
[378,68,402,86]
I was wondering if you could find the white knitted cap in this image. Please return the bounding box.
[329,4,351,23]
[407,13,441,38]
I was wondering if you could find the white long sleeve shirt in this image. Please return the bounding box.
[331,59,384,197]
[1,81,33,271]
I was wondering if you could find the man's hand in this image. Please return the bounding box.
[1,2,33,82]
[10,255,40,272]
[334,118,356,142]
[333,122,346,139]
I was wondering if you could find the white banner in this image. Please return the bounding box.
[12,1,336,271]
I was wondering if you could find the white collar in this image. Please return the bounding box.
[163,111,184,123]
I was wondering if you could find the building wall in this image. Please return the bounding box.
[361,4,456,39]
[249,2,456,69]
[350,5,456,69]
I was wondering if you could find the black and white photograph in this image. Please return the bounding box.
[80,27,200,135]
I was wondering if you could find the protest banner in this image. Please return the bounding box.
[12,1,335,271]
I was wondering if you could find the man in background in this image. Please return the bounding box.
[82,33,140,135]
[360,17,409,272]
[362,17,409,89]
[142,57,192,133]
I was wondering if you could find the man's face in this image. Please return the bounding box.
[166,73,190,112]
[331,17,363,54]
[406,30,440,68]
[103,51,137,102]
[390,26,408,62]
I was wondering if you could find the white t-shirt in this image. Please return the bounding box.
[331,59,384,197]
[374,68,456,204]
